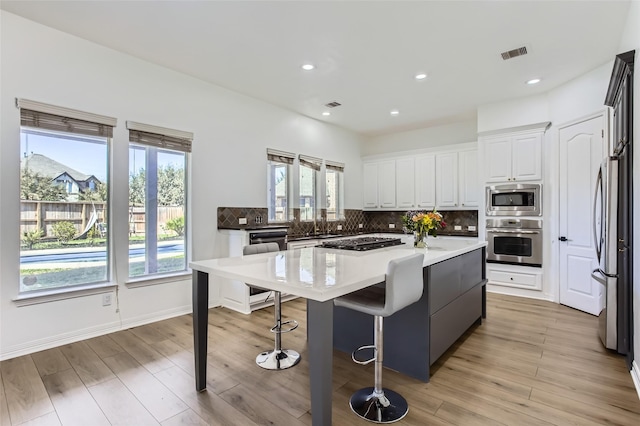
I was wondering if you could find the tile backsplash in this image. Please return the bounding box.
[217,207,477,237]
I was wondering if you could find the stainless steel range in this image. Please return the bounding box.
[318,236,403,251]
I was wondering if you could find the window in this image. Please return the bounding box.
[127,121,191,279]
[267,149,294,222]
[326,160,345,221]
[18,99,115,294]
[299,155,321,221]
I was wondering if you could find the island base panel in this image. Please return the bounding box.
[192,270,209,392]
[307,299,334,426]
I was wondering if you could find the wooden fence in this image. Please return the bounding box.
[20,201,184,238]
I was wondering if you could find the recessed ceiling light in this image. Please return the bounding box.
[526,78,541,85]
[390,110,400,116]
[415,73,427,80]
[322,111,331,116]
[301,64,315,71]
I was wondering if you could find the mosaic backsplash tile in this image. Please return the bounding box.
[217,207,476,237]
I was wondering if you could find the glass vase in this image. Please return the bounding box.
[414,231,428,248]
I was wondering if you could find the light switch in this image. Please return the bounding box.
[454,225,462,231]
[468,225,477,231]
[359,224,363,229]
[337,225,343,231]
[239,218,247,225]
[389,224,395,229]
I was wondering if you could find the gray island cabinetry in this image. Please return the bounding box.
[333,247,486,382]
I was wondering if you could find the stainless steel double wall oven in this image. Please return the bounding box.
[486,183,543,267]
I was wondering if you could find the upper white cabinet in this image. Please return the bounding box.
[395,158,415,209]
[459,149,479,207]
[363,143,480,211]
[435,152,458,207]
[481,126,546,183]
[363,160,396,209]
[415,154,436,208]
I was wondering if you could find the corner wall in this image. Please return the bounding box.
[0,11,364,359]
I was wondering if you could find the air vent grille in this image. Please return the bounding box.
[501,46,528,60]
[324,101,342,108]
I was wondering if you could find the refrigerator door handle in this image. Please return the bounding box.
[591,268,606,285]
[592,167,603,262]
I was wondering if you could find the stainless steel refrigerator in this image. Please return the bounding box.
[592,156,618,350]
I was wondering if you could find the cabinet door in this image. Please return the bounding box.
[459,149,479,208]
[415,154,436,208]
[436,152,458,207]
[484,136,512,182]
[378,160,396,208]
[363,162,379,208]
[511,133,542,181]
[395,158,415,209]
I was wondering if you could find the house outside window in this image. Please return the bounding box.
[127,121,191,279]
[18,100,114,294]
[267,149,294,222]
[326,160,345,221]
[299,154,322,221]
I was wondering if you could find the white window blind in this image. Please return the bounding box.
[325,160,345,172]
[299,154,322,171]
[127,121,193,153]
[267,148,295,164]
[17,98,117,138]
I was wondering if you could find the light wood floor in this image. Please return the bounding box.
[1,293,639,425]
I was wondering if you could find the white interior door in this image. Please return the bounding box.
[559,114,605,315]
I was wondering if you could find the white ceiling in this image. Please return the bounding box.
[1,1,631,137]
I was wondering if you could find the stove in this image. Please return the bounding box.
[318,236,403,251]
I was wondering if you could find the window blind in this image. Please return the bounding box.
[299,154,322,171]
[17,98,117,138]
[267,148,295,165]
[127,121,193,153]
[325,160,345,172]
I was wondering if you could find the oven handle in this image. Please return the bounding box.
[486,229,540,234]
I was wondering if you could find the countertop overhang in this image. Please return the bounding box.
[191,239,487,302]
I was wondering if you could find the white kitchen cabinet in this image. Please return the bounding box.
[415,154,436,209]
[395,157,415,209]
[363,160,396,209]
[287,239,319,250]
[435,152,458,207]
[459,149,479,208]
[363,162,379,208]
[482,130,544,183]
[487,263,543,291]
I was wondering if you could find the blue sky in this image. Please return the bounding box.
[21,131,183,182]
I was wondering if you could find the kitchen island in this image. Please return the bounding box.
[190,238,487,426]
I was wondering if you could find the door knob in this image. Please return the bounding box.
[559,236,568,242]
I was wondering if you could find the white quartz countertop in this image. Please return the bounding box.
[190,238,487,302]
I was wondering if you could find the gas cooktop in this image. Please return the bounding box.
[318,236,403,251]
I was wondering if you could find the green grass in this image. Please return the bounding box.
[20,255,186,292]
[21,235,182,251]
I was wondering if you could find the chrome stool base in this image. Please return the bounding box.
[349,387,408,424]
[255,349,301,370]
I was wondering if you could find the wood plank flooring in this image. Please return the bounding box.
[1,293,639,425]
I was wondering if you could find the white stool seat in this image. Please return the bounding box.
[243,243,300,370]
[334,253,424,423]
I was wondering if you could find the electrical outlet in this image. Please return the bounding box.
[239,218,247,225]
[102,293,112,306]
[468,225,477,231]
[359,223,363,229]
[337,225,343,231]
[454,225,462,231]
[389,224,395,229]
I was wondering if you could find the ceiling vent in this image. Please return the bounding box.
[501,46,528,60]
[324,101,342,108]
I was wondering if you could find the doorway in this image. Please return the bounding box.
[558,113,606,315]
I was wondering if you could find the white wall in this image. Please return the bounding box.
[0,12,364,359]
[617,0,640,393]
[363,119,478,156]
[477,93,550,134]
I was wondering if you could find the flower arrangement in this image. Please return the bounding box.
[402,209,446,247]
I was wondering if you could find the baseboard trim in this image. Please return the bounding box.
[0,301,221,361]
[631,360,640,400]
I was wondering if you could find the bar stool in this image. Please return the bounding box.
[334,253,424,423]
[243,243,300,370]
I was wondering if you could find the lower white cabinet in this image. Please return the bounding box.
[217,229,294,314]
[487,263,543,291]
